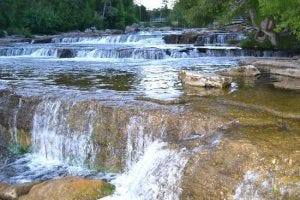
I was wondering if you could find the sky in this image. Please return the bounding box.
[135,0,175,10]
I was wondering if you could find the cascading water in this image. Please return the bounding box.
[31,100,97,166]
[204,32,245,46]
[52,32,165,45]
[0,97,193,199]
[103,141,188,200]
[0,47,57,57]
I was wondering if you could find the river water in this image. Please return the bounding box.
[0,30,299,199]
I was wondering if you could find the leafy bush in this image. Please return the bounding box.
[240,33,300,50]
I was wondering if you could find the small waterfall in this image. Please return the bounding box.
[168,48,200,58]
[103,141,188,200]
[204,33,244,46]
[0,48,37,56]
[76,48,167,59]
[10,98,22,144]
[52,33,165,45]
[30,48,57,57]
[0,47,57,57]
[32,100,96,166]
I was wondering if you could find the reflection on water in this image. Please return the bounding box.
[51,71,136,91]
[0,57,237,100]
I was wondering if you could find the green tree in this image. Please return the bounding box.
[259,0,300,40]
[115,0,125,29]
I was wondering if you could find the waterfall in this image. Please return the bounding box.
[76,48,167,59]
[30,100,188,199]
[204,33,245,46]
[0,47,57,57]
[52,33,165,45]
[102,141,188,200]
[10,98,22,144]
[30,48,57,57]
[31,100,97,166]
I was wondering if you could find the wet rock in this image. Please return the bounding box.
[272,75,300,90]
[163,34,181,44]
[240,57,300,90]
[179,70,232,88]
[57,49,75,58]
[241,58,300,78]
[31,37,53,44]
[218,65,260,77]
[163,31,199,44]
[0,182,37,200]
[84,27,97,33]
[0,90,40,132]
[104,29,123,35]
[19,177,115,200]
[194,35,205,46]
[125,23,140,34]
[181,123,300,199]
[0,90,228,171]
[182,85,225,97]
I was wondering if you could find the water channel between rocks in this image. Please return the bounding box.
[0,31,299,199]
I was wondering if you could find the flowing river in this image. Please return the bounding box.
[0,30,299,199]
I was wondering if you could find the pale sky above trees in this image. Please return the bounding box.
[136,0,174,10]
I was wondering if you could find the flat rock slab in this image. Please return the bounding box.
[19,176,114,200]
[241,58,300,78]
[272,75,300,90]
[218,65,260,77]
[180,70,232,88]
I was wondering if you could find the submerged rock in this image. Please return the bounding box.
[19,176,114,200]
[272,75,300,90]
[179,70,232,88]
[218,65,260,77]
[240,57,300,90]
[241,58,300,78]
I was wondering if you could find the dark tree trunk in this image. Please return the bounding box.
[249,10,277,46]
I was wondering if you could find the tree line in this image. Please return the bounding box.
[0,0,149,35]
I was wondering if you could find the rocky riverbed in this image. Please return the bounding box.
[0,28,299,199]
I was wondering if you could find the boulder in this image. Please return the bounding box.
[19,176,115,200]
[218,65,260,77]
[163,31,199,44]
[57,49,75,58]
[125,23,140,34]
[163,34,180,44]
[32,37,53,44]
[179,31,199,44]
[104,29,123,35]
[159,26,172,31]
[0,182,37,200]
[179,70,232,88]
